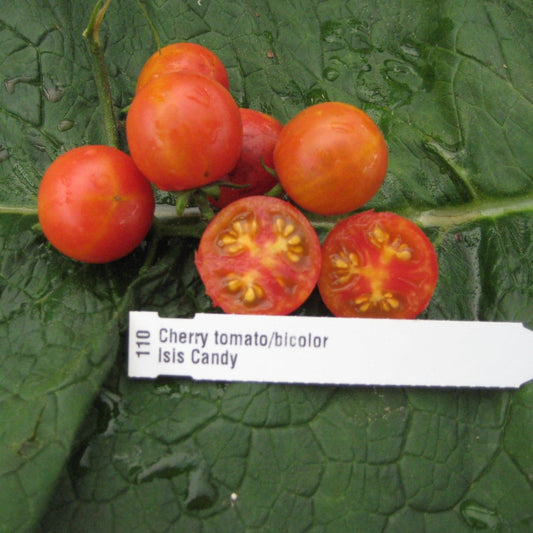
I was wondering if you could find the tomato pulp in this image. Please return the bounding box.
[195,196,322,315]
[126,72,242,191]
[318,211,438,318]
[37,145,155,263]
[273,102,388,216]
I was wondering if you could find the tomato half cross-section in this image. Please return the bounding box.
[195,196,322,315]
[318,211,438,319]
[37,145,155,263]
[273,101,388,216]
[126,72,243,191]
[135,42,230,93]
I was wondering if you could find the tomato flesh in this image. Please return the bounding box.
[126,72,242,191]
[136,42,229,92]
[273,102,388,216]
[37,145,155,263]
[195,196,321,315]
[318,211,438,318]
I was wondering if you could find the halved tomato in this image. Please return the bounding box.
[195,196,322,315]
[318,211,438,318]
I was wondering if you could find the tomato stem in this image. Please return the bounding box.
[264,183,284,198]
[83,0,120,149]
[134,0,162,52]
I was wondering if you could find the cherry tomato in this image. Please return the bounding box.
[136,42,230,92]
[318,211,438,318]
[195,196,321,315]
[126,72,243,191]
[37,145,155,263]
[210,108,283,209]
[273,102,388,216]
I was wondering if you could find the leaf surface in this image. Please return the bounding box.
[0,0,532,531]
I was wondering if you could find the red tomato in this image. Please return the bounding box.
[210,108,283,209]
[126,72,243,191]
[37,145,155,263]
[195,196,321,315]
[136,42,229,92]
[273,102,388,216]
[318,211,438,318]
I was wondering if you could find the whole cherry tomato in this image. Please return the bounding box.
[37,145,155,263]
[195,196,322,315]
[210,108,283,209]
[126,72,243,191]
[136,42,230,92]
[273,102,388,216]
[318,211,438,318]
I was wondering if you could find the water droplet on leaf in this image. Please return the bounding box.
[4,75,33,94]
[323,67,339,81]
[0,145,9,162]
[57,119,75,132]
[460,500,500,529]
[43,82,64,102]
[305,86,329,105]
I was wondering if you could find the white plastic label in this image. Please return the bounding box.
[128,312,533,388]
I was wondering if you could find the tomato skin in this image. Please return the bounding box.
[318,211,438,319]
[136,42,230,93]
[210,108,283,209]
[37,145,155,263]
[273,102,388,216]
[126,72,243,191]
[195,196,321,315]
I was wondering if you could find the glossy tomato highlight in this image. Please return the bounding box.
[318,211,438,318]
[273,102,388,216]
[136,42,230,92]
[195,196,321,315]
[210,108,283,209]
[126,72,242,191]
[37,145,155,263]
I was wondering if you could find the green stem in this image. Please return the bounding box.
[83,0,120,148]
[409,194,533,229]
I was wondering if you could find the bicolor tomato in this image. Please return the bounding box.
[318,211,438,318]
[126,72,242,191]
[210,108,283,209]
[37,145,155,263]
[273,102,388,216]
[195,196,321,315]
[136,42,229,92]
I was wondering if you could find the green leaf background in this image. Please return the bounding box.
[1,0,532,531]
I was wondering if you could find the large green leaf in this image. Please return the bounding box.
[0,0,532,531]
